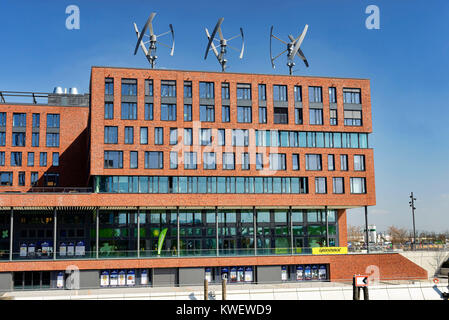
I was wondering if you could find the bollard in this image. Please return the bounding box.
[352,276,360,300]
[363,286,369,300]
[204,279,208,301]
[222,278,227,300]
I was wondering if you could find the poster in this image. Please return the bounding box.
[59,242,67,256]
[237,267,244,282]
[57,272,65,288]
[230,267,237,282]
[41,241,51,256]
[281,266,288,281]
[20,243,27,257]
[221,267,228,280]
[100,270,110,287]
[312,265,319,280]
[67,242,74,256]
[205,267,212,282]
[27,243,35,257]
[296,265,304,281]
[141,269,148,285]
[304,265,312,280]
[319,265,327,280]
[110,270,118,286]
[244,267,253,282]
[127,270,135,286]
[118,270,126,286]
[75,241,85,256]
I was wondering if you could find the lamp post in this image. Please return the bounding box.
[409,192,417,250]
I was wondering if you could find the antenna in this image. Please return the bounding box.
[204,18,244,72]
[270,24,309,75]
[133,12,175,68]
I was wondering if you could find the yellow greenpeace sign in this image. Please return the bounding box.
[312,247,348,255]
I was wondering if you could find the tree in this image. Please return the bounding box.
[347,225,364,243]
[387,226,409,245]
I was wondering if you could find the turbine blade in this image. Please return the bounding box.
[205,28,219,58]
[134,13,155,55]
[204,18,223,59]
[239,27,244,59]
[289,24,308,59]
[169,24,175,56]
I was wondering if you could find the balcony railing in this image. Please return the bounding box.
[27,187,93,193]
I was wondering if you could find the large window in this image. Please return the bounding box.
[344,110,362,126]
[237,84,251,100]
[333,177,344,194]
[12,132,26,147]
[204,152,216,170]
[308,86,322,103]
[46,133,60,147]
[223,153,235,170]
[305,154,322,171]
[104,151,123,168]
[269,153,286,171]
[273,85,287,101]
[121,103,137,120]
[104,126,118,144]
[161,80,176,97]
[121,79,137,96]
[47,114,60,128]
[184,152,197,170]
[200,105,215,122]
[199,82,214,99]
[0,172,12,186]
[315,177,327,194]
[200,129,212,146]
[274,108,288,124]
[309,109,323,125]
[13,113,26,127]
[11,152,22,166]
[169,128,178,145]
[170,152,178,169]
[232,129,249,147]
[343,88,361,104]
[354,155,365,171]
[32,114,40,128]
[161,104,176,121]
[145,152,163,169]
[350,177,366,194]
[237,106,252,123]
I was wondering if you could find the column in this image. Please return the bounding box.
[53,207,57,260]
[215,206,219,257]
[137,207,140,258]
[177,206,180,257]
[9,208,13,261]
[364,206,370,253]
[253,206,257,256]
[289,206,293,255]
[96,207,99,259]
[325,206,329,247]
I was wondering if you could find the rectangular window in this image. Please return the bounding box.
[184,81,192,98]
[140,127,148,144]
[242,153,250,170]
[13,113,26,127]
[328,154,335,171]
[344,110,362,126]
[161,80,176,97]
[124,126,134,144]
[145,79,153,97]
[258,84,266,101]
[18,172,25,186]
[130,151,138,169]
[200,105,215,122]
[294,86,302,101]
[32,133,39,147]
[47,114,60,128]
[295,108,303,124]
[0,172,13,186]
[221,83,230,99]
[121,79,137,96]
[354,155,366,171]
[217,129,225,146]
[232,129,249,147]
[104,126,118,144]
[256,153,263,170]
[343,88,361,104]
[161,104,176,121]
[237,106,252,123]
[350,177,366,194]
[200,128,212,146]
[143,103,153,121]
[105,103,114,119]
[184,104,192,121]
[274,108,288,124]
[203,152,216,170]
[11,152,22,166]
[0,152,5,166]
[340,154,348,171]
[27,152,34,167]
[223,153,235,170]
[31,172,38,186]
[237,83,251,100]
[0,113,6,126]
[40,152,47,167]
[269,153,286,170]
[184,128,192,146]
[104,151,123,168]
[145,151,163,169]
[105,78,114,95]
[170,152,178,169]
[309,109,323,125]
[333,177,344,194]
[46,133,60,147]
[184,152,197,170]
[309,86,322,103]
[199,82,214,99]
[329,87,337,103]
[222,105,230,122]
[12,132,26,147]
[259,107,267,123]
[330,109,337,125]
[32,114,40,128]
[292,154,299,170]
[169,128,178,145]
[52,152,59,166]
[273,85,287,101]
[315,177,327,194]
[305,154,322,171]
[154,127,163,145]
[121,103,137,120]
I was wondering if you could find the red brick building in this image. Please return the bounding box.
[0,67,426,290]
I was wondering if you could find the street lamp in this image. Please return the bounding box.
[409,192,417,250]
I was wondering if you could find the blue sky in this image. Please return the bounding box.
[0,0,448,232]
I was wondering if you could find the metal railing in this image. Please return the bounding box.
[27,187,93,193]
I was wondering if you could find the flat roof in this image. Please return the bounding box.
[91,65,370,81]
